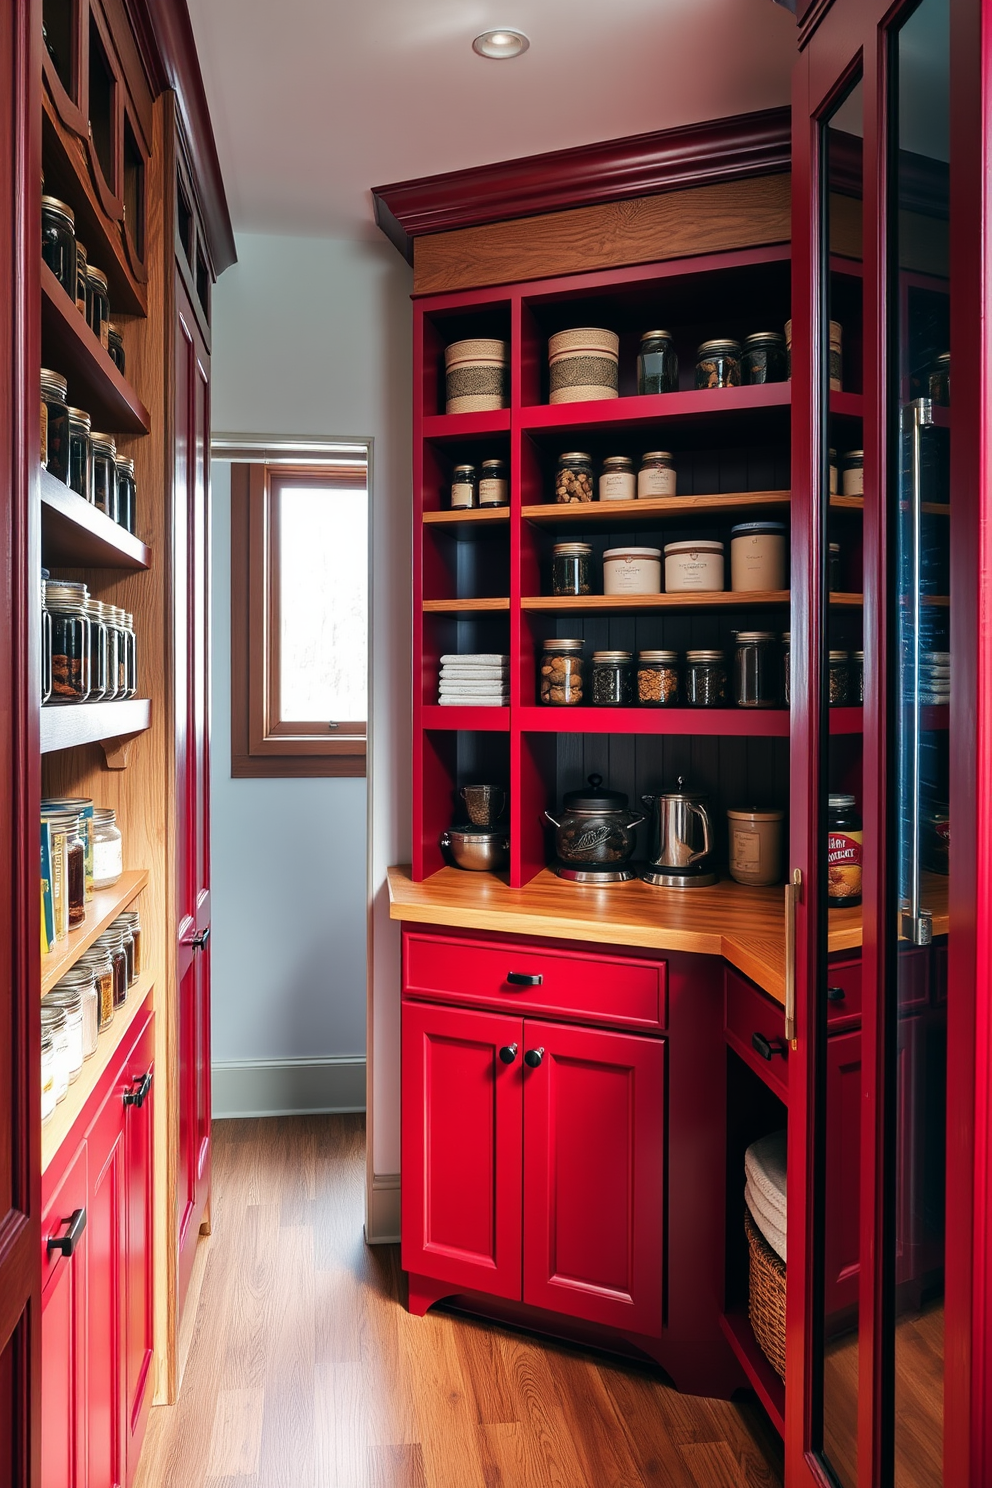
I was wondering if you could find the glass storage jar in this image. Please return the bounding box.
[733,631,780,708]
[695,339,741,389]
[478,458,508,507]
[107,323,126,375]
[121,611,137,698]
[781,631,791,705]
[94,601,119,700]
[637,451,676,499]
[554,452,594,504]
[591,650,634,707]
[53,967,99,1058]
[829,649,850,706]
[551,542,592,596]
[91,432,117,517]
[41,810,71,944]
[742,332,788,384]
[851,649,864,704]
[42,796,93,900]
[449,463,476,509]
[64,814,85,927]
[86,265,110,347]
[929,351,950,406]
[41,368,69,482]
[77,948,114,1031]
[599,455,635,503]
[539,639,585,705]
[67,406,92,501]
[74,240,88,315]
[827,793,862,907]
[841,450,864,496]
[119,909,142,979]
[41,195,76,294]
[41,568,52,704]
[637,650,680,706]
[112,917,135,987]
[116,457,136,532]
[83,598,108,703]
[41,1004,70,1103]
[41,1029,56,1124]
[93,928,128,1009]
[43,988,84,1082]
[46,580,91,702]
[91,806,123,888]
[637,330,678,394]
[685,649,727,707]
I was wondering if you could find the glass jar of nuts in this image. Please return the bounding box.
[637,650,680,706]
[539,639,585,705]
[554,452,594,504]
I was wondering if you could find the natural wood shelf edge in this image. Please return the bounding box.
[522,491,791,523]
[42,868,149,993]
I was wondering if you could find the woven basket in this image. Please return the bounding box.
[745,1209,786,1379]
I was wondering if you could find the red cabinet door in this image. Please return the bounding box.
[402,1000,523,1300]
[823,1030,861,1323]
[40,1141,87,1488]
[87,1086,126,1488]
[122,1025,154,1485]
[522,1021,665,1338]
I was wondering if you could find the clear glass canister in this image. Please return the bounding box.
[41,195,76,294]
[94,601,119,700]
[86,266,110,347]
[75,240,88,314]
[43,988,84,1081]
[637,650,680,706]
[591,650,634,707]
[478,458,508,507]
[40,1004,70,1103]
[107,323,126,375]
[41,568,52,704]
[41,795,93,902]
[91,432,117,517]
[116,457,137,532]
[554,452,594,504]
[91,806,123,888]
[67,406,92,501]
[599,455,636,503]
[733,631,780,708]
[742,332,788,385]
[46,580,91,702]
[121,611,137,698]
[695,339,741,390]
[119,909,142,979]
[77,948,115,1031]
[637,451,676,499]
[449,463,476,510]
[539,639,585,706]
[685,649,728,707]
[551,542,592,596]
[829,649,850,706]
[53,966,99,1058]
[637,330,678,395]
[94,929,128,1008]
[84,598,108,703]
[112,917,135,987]
[41,1030,56,1123]
[41,368,69,482]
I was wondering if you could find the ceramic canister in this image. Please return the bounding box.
[727,807,785,886]
[444,339,508,414]
[730,522,788,593]
[603,547,662,595]
[548,327,619,404]
[664,539,725,593]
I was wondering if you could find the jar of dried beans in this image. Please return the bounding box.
[637,651,679,706]
[539,639,585,706]
[555,452,594,504]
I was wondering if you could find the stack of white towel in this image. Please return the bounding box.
[745,1129,787,1262]
[438,653,509,707]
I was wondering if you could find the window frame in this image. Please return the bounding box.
[230,459,369,778]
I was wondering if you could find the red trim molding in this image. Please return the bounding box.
[373,107,791,263]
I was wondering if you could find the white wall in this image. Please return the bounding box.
[209,233,412,1151]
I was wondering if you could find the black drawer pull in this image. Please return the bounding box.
[507,972,543,987]
[524,1047,545,1069]
[826,986,846,1002]
[499,1043,518,1065]
[752,1031,788,1061]
[47,1207,86,1258]
[124,1070,153,1108]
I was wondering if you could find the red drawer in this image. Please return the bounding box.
[41,1137,87,1297]
[825,959,862,1027]
[725,968,789,1100]
[403,931,667,1030]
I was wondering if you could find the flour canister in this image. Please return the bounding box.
[730,521,788,592]
[444,338,508,414]
[548,327,619,404]
[664,539,725,593]
[603,547,662,595]
[727,807,785,886]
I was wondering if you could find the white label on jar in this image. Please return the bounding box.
[665,551,723,591]
[604,556,662,595]
[599,470,636,502]
[478,478,507,506]
[92,838,123,885]
[638,464,676,498]
[450,482,474,509]
[732,829,761,873]
[842,466,864,496]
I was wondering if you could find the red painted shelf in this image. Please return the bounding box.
[518,382,790,434]
[41,466,151,570]
[719,1308,785,1438]
[41,263,151,434]
[829,391,864,420]
[829,706,864,734]
[518,706,790,737]
[421,705,509,732]
[422,408,511,439]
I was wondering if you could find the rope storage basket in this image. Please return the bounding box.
[745,1208,786,1379]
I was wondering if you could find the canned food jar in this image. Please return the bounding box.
[829,448,839,495]
[637,650,679,706]
[116,457,137,532]
[478,458,508,507]
[733,631,780,708]
[637,330,678,395]
[539,639,585,706]
[664,539,724,593]
[742,332,788,385]
[599,455,635,503]
[603,546,662,595]
[77,948,115,1031]
[555,452,594,504]
[46,581,91,702]
[119,909,142,979]
[827,794,862,907]
[41,195,76,295]
[637,451,676,499]
[730,521,787,593]
[695,339,741,390]
[727,807,785,886]
[41,368,69,482]
[112,918,135,987]
[841,450,864,496]
[107,323,126,375]
[449,463,476,510]
[93,928,128,1009]
[551,542,592,597]
[90,433,117,517]
[548,327,619,404]
[67,407,92,502]
[684,650,727,707]
[86,266,111,348]
[93,601,119,700]
[829,649,850,706]
[53,966,99,1058]
[591,650,634,707]
[444,338,508,414]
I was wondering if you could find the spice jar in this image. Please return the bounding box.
[829,542,841,592]
[116,457,136,532]
[91,432,117,517]
[599,455,635,503]
[591,650,634,706]
[637,330,678,395]
[929,352,950,407]
[43,988,84,1082]
[727,807,785,886]
[695,339,741,389]
[551,542,592,596]
[841,450,864,496]
[827,794,862,907]
[91,806,123,888]
[742,332,788,385]
[107,323,126,375]
[829,650,850,706]
[41,1004,70,1103]
[41,195,76,295]
[86,265,110,348]
[555,452,594,504]
[112,917,136,987]
[53,967,99,1058]
[603,546,662,595]
[478,459,508,507]
[538,639,585,706]
[41,368,69,482]
[730,521,787,592]
[41,1030,56,1124]
[684,649,727,707]
[733,631,780,708]
[851,650,864,705]
[67,406,92,502]
[93,928,129,1009]
[637,451,676,499]
[449,463,476,509]
[781,632,791,705]
[75,240,88,315]
[41,569,52,704]
[829,321,843,391]
[637,650,679,706]
[119,909,142,979]
[46,580,91,702]
[664,539,724,593]
[77,948,114,1031]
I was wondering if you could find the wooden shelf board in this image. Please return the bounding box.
[423,408,511,439]
[830,495,864,511]
[41,980,153,1173]
[829,592,864,607]
[422,705,509,731]
[423,597,510,613]
[42,869,149,994]
[41,466,151,570]
[518,383,790,434]
[41,264,151,434]
[423,508,510,529]
[41,699,152,754]
[521,591,791,614]
[921,595,950,607]
[522,491,791,524]
[719,1308,786,1438]
[518,706,790,737]
[835,494,949,517]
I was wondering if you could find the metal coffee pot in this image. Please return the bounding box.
[641,777,717,887]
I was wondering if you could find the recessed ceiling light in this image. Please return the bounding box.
[472,28,530,59]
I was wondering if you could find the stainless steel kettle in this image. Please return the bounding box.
[641,777,717,887]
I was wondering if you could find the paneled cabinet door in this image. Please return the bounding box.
[522,1021,665,1337]
[123,1030,154,1485]
[402,1001,523,1300]
[87,1087,127,1488]
[823,1030,862,1322]
[40,1142,88,1488]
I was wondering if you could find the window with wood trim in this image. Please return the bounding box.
[230,460,368,777]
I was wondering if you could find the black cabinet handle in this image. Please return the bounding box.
[751,1031,788,1061]
[524,1047,545,1069]
[498,1043,518,1065]
[47,1206,86,1258]
[507,972,542,987]
[191,927,210,950]
[826,986,846,1002]
[124,1070,153,1108]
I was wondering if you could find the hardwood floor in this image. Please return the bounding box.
[135,1115,783,1488]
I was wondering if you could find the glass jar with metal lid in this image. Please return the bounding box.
[41,1003,70,1103]
[554,452,594,504]
[86,265,110,347]
[539,639,585,705]
[118,908,143,980]
[52,965,99,1058]
[637,330,678,395]
[742,331,788,385]
[76,947,114,1031]
[43,986,84,1081]
[75,240,88,314]
[90,601,118,700]
[599,455,635,503]
[827,794,862,906]
[551,542,592,596]
[107,607,128,699]
[121,610,137,697]
[41,568,52,704]
[41,368,69,482]
[107,323,126,375]
[41,1029,56,1123]
[91,432,117,517]
[478,458,508,507]
[41,195,76,294]
[42,795,93,900]
[695,339,741,389]
[116,457,136,532]
[733,631,780,708]
[83,597,107,702]
[829,649,850,705]
[93,927,128,1009]
[46,580,91,702]
[841,450,864,496]
[591,650,634,707]
[851,649,864,705]
[637,451,676,499]
[684,649,727,707]
[67,406,92,501]
[449,463,476,510]
[91,806,123,889]
[637,650,680,706]
[111,916,136,987]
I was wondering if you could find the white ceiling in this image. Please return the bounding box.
[187,0,797,243]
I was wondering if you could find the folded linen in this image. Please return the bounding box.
[438,695,508,707]
[744,1130,787,1219]
[745,1179,787,1262]
[439,682,510,694]
[439,670,509,681]
[440,654,509,665]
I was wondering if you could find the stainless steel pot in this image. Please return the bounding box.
[440,826,509,872]
[545,773,645,881]
[641,777,717,887]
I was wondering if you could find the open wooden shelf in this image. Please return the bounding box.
[833,492,949,517]
[719,1307,786,1438]
[41,466,151,570]
[41,699,152,754]
[521,591,791,614]
[522,491,791,524]
[423,507,510,529]
[422,705,510,731]
[42,868,149,994]
[830,592,864,607]
[41,980,153,1174]
[423,597,510,613]
[41,263,151,434]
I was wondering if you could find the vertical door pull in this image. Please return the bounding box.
[784,868,802,1047]
[899,401,935,947]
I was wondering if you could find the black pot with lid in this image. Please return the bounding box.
[545,773,645,884]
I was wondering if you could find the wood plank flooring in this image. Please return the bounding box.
[134,1115,783,1488]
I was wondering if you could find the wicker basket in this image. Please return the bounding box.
[745,1208,786,1379]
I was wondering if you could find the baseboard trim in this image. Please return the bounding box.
[365,1171,400,1245]
[211,1056,367,1118]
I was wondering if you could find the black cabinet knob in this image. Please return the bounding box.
[752,1031,788,1061]
[498,1043,518,1065]
[507,972,542,987]
[47,1206,86,1258]
[826,986,846,1002]
[524,1047,545,1069]
[191,927,210,950]
[124,1070,153,1108]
